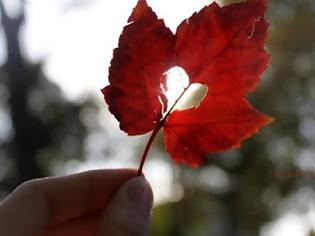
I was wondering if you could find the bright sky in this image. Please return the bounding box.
[22,0,210,100]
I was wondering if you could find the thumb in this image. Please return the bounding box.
[97,177,153,236]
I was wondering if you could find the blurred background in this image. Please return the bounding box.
[0,0,314,235]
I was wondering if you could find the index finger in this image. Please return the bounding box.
[40,169,137,224]
[0,169,137,232]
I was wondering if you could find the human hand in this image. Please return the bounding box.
[0,169,153,236]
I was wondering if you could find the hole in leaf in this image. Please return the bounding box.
[163,66,208,112]
[163,66,189,107]
[177,83,208,110]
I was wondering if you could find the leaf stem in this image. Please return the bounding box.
[137,123,162,176]
[137,84,191,175]
[161,84,191,124]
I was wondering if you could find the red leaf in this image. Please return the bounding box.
[164,95,272,166]
[102,0,273,169]
[174,0,269,94]
[102,0,174,135]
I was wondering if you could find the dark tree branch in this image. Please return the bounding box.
[0,0,44,184]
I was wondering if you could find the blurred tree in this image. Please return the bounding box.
[0,0,94,192]
[0,0,46,185]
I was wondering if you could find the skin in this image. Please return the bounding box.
[0,169,153,236]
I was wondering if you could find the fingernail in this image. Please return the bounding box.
[126,177,153,206]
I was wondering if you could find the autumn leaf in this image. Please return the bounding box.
[102,0,273,173]
[102,0,174,135]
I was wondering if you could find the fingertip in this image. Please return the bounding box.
[97,176,153,236]
[126,177,153,208]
